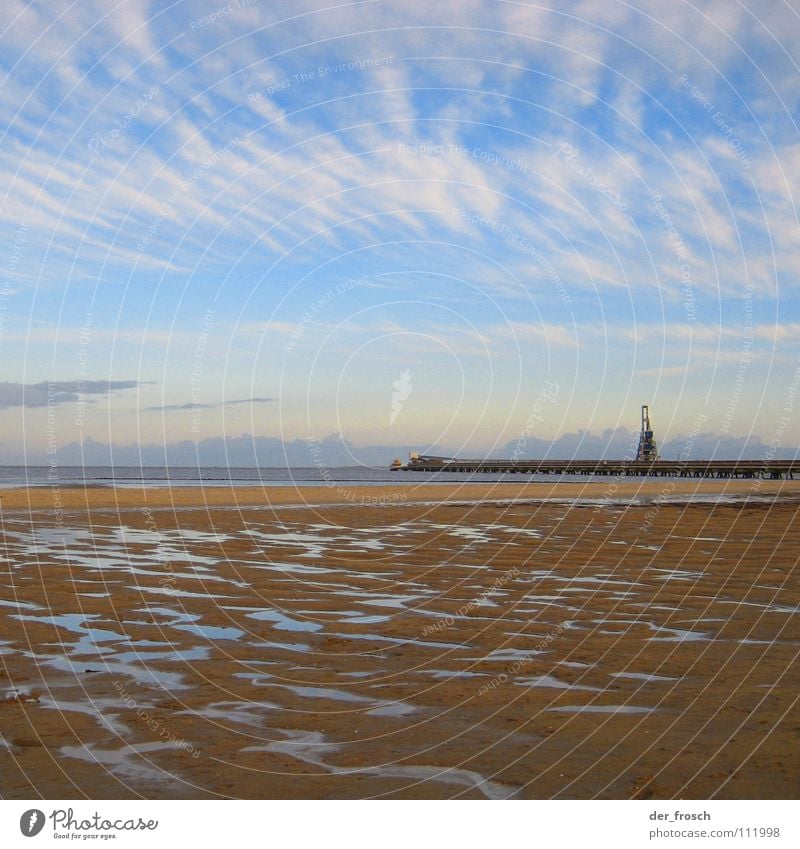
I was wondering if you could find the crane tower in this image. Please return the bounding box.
[636,405,658,461]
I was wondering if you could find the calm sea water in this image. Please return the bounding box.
[1,468,790,510]
[0,465,579,489]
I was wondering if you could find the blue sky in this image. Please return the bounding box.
[1,0,799,464]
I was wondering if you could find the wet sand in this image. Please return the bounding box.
[1,478,798,799]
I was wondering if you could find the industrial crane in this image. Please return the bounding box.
[636,405,659,461]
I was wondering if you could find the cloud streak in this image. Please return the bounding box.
[0,380,143,409]
[144,396,275,412]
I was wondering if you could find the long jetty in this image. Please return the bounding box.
[400,456,798,479]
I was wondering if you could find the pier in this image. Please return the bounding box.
[398,456,798,479]
[393,406,799,479]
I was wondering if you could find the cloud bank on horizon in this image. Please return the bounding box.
[0,0,798,464]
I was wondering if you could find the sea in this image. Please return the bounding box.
[0,465,569,489]
[0,466,789,507]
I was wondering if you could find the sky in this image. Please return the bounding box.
[1,0,799,466]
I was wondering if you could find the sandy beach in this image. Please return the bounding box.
[1,478,798,799]
[0,476,797,510]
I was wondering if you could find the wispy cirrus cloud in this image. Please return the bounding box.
[1,0,799,451]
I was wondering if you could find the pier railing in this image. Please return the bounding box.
[400,458,798,479]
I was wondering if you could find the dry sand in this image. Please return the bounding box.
[0,478,798,799]
[0,476,797,510]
